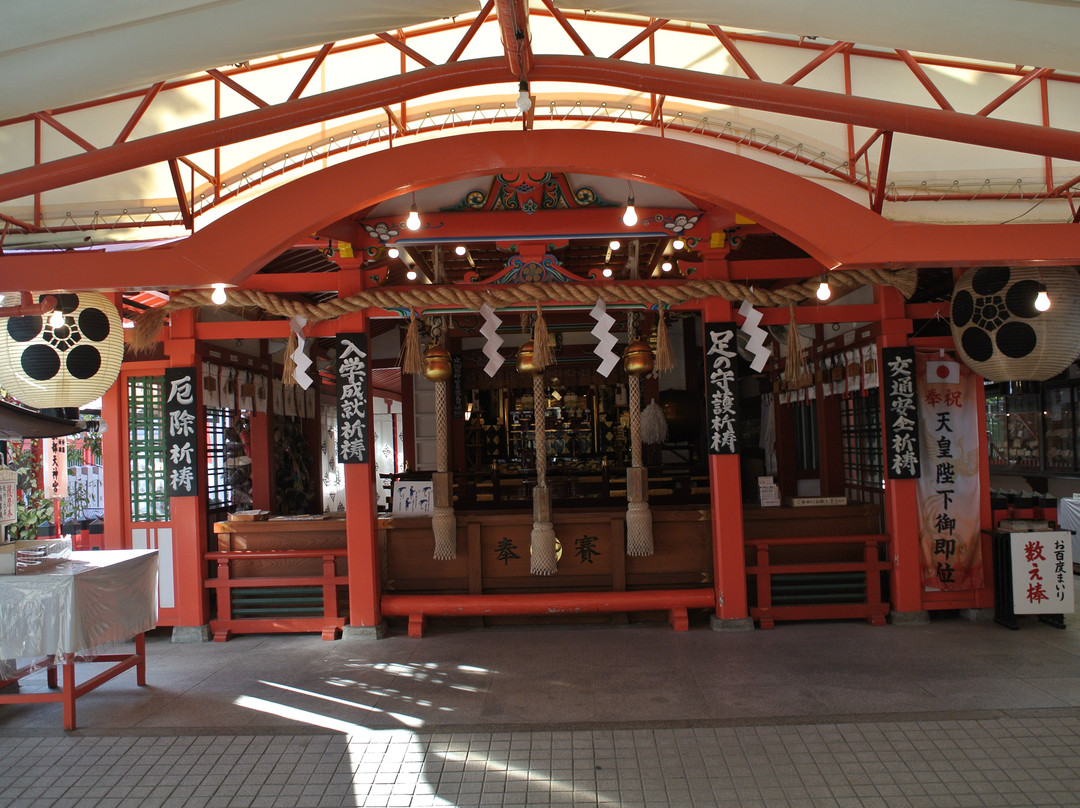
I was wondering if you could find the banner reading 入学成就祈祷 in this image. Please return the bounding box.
[916,353,983,591]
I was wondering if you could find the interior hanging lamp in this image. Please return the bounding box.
[0,292,123,411]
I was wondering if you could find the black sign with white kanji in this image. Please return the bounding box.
[336,333,370,463]
[882,346,921,479]
[165,367,199,496]
[704,322,739,454]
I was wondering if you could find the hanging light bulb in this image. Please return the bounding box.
[406,269,418,281]
[49,307,65,328]
[455,245,467,256]
[602,267,613,278]
[816,280,831,301]
[661,261,673,273]
[672,238,685,250]
[1035,283,1051,311]
[608,240,621,251]
[515,80,532,113]
[211,283,227,305]
[406,202,421,232]
[622,195,638,227]
[387,246,400,259]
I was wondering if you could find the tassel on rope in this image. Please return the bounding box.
[782,305,811,390]
[398,310,425,375]
[529,371,558,574]
[625,373,654,556]
[531,305,555,371]
[431,368,457,559]
[281,330,298,386]
[654,308,675,373]
[129,308,170,356]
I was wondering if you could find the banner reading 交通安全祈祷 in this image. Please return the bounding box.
[916,353,983,591]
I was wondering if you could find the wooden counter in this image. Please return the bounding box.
[743,503,883,539]
[213,517,347,577]
[379,505,713,616]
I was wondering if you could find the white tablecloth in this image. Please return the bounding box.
[0,550,158,661]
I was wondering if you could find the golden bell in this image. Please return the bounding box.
[517,340,541,375]
[422,345,452,382]
[622,339,654,376]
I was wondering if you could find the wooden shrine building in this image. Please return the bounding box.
[1,3,1080,639]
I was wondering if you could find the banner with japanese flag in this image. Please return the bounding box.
[926,357,960,385]
[916,353,984,591]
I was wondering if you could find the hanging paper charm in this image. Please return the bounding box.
[480,303,504,377]
[738,299,772,372]
[290,316,314,389]
[590,298,619,377]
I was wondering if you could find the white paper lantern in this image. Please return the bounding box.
[950,266,1080,381]
[0,292,123,408]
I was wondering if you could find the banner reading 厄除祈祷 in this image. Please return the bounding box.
[916,353,983,590]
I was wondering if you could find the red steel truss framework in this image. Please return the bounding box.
[2,2,1080,241]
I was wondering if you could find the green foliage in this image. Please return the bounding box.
[6,442,54,541]
[60,478,91,524]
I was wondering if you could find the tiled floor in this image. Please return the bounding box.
[2,588,1080,807]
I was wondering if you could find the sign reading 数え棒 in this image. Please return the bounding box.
[881,347,920,479]
[336,333,370,463]
[165,367,198,496]
[704,322,739,454]
[1010,531,1074,615]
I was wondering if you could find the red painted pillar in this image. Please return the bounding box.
[335,272,384,638]
[247,409,273,512]
[703,297,752,629]
[163,309,211,638]
[876,289,927,623]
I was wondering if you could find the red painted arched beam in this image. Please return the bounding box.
[2,130,1079,295]
[2,55,1080,204]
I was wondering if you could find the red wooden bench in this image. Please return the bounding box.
[381,588,716,637]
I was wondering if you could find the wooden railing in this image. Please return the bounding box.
[204,548,348,641]
[745,534,891,629]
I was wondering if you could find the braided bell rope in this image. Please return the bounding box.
[431,379,457,560]
[130,268,918,353]
[435,381,449,473]
[628,375,643,469]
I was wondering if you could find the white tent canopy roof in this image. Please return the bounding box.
[3,0,1079,122]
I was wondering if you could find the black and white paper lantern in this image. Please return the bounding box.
[0,292,123,408]
[950,266,1080,381]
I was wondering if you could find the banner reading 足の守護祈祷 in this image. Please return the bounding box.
[916,354,984,591]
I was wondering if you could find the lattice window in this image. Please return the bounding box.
[840,391,883,505]
[206,407,233,512]
[127,376,169,522]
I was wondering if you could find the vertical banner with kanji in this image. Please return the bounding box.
[0,467,17,528]
[42,437,68,499]
[336,333,370,463]
[165,367,199,497]
[881,347,920,479]
[704,322,739,454]
[916,353,983,590]
[1010,531,1074,614]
